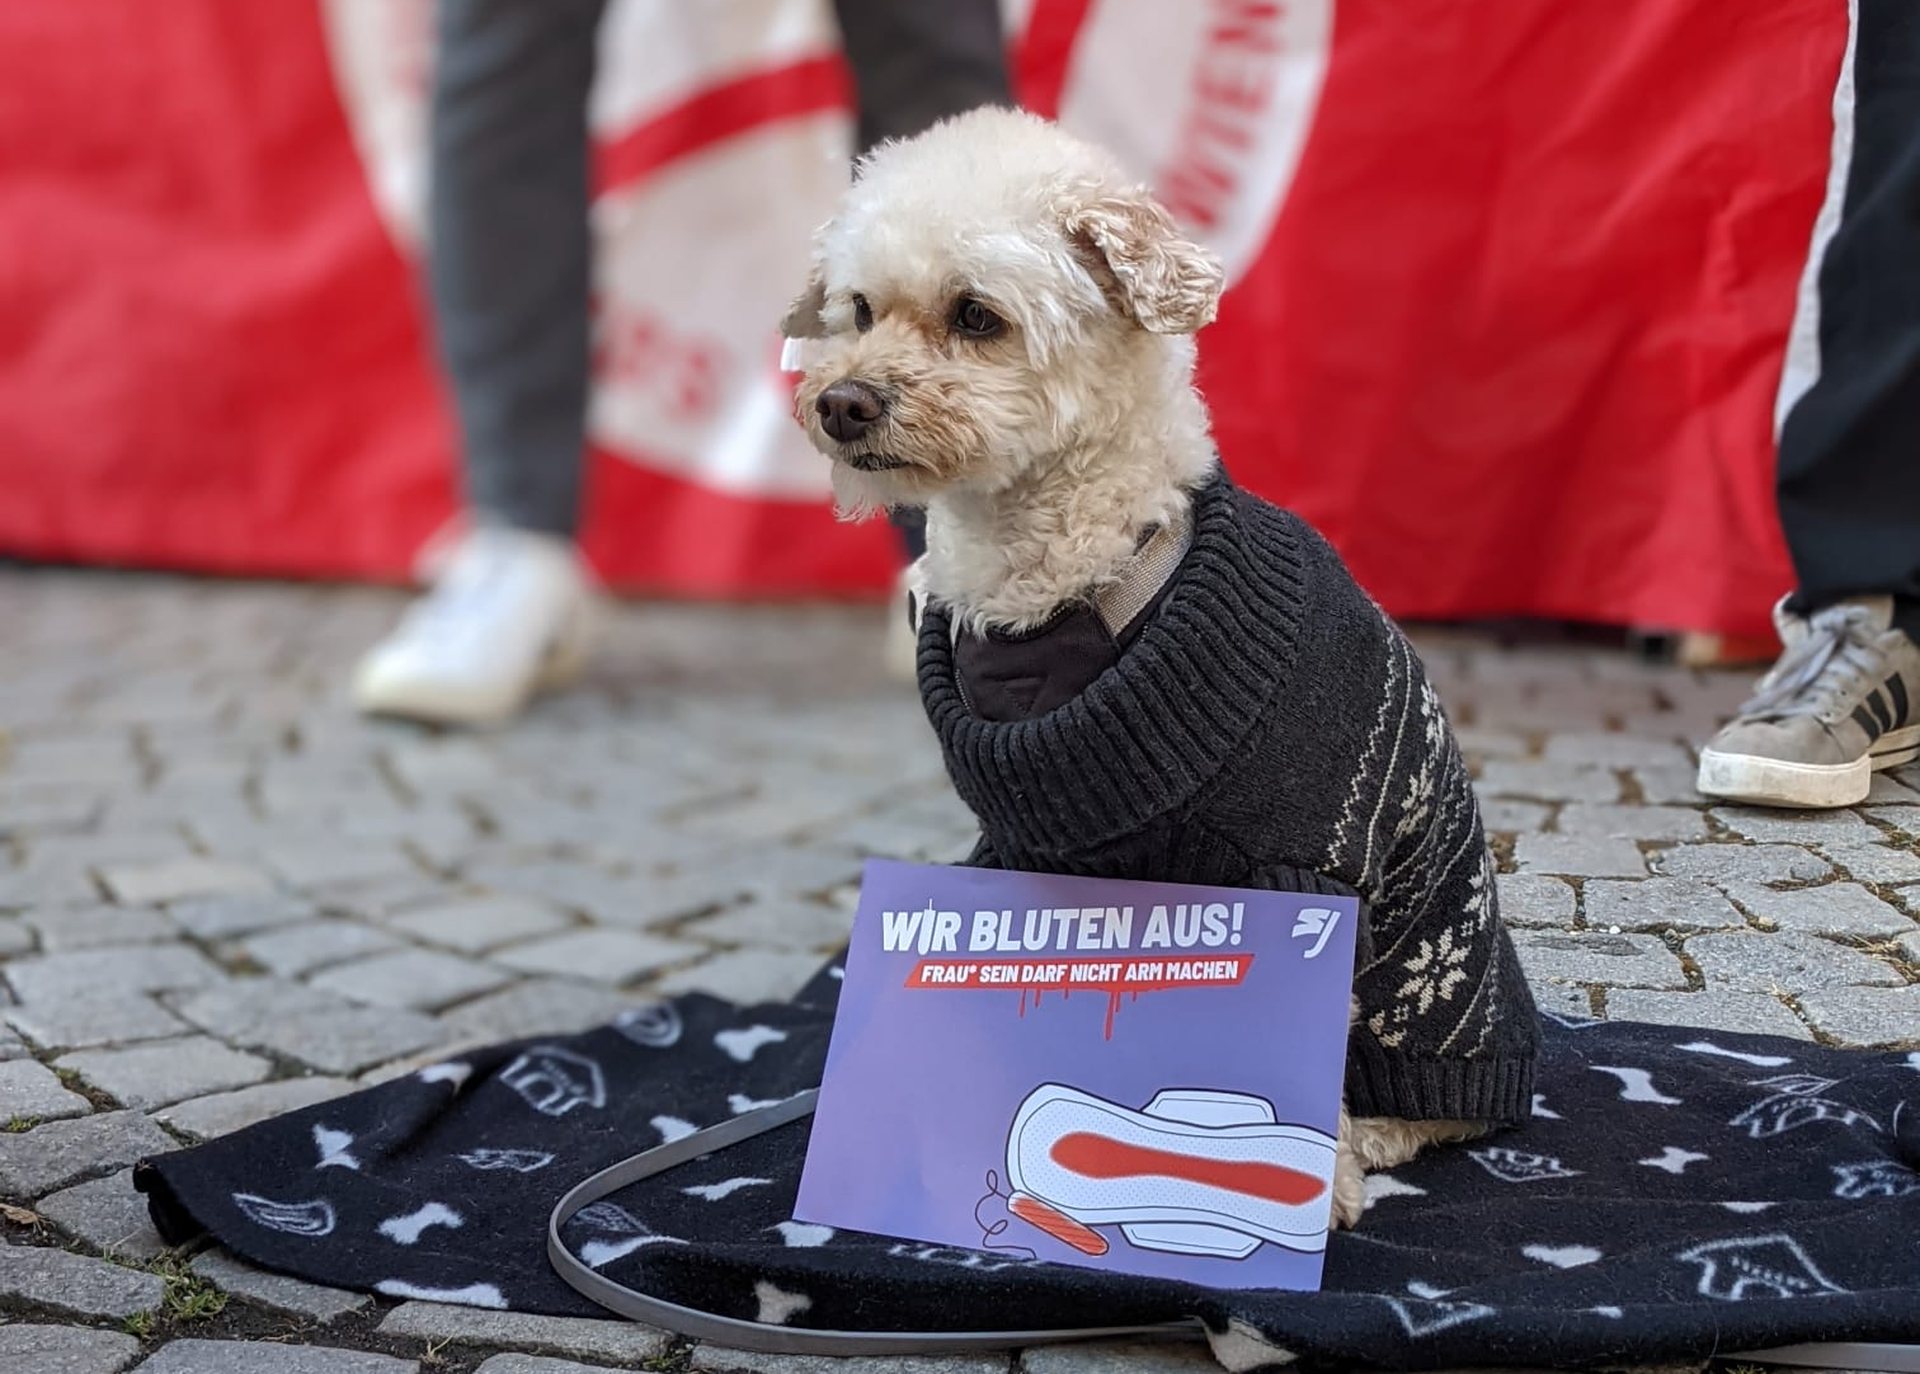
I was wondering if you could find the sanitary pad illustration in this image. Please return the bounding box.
[1002,1083,1339,1259]
[796,862,1359,1289]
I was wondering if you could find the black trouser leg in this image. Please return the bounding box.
[1778,0,1920,641]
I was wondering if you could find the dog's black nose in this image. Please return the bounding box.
[816,381,886,442]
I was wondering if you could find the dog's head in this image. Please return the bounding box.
[785,108,1224,517]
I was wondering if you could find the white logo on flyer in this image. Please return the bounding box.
[1290,907,1341,960]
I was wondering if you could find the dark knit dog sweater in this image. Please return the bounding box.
[917,468,1538,1125]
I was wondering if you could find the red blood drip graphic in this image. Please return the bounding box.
[1050,1131,1324,1205]
[1018,980,1169,1039]
[1009,1191,1109,1255]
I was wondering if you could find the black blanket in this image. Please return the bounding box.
[137,966,1920,1370]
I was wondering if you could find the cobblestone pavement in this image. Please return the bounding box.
[0,568,1914,1373]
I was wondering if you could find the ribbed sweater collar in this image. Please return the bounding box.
[917,467,1309,856]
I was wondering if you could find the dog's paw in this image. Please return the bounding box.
[1330,1125,1368,1230]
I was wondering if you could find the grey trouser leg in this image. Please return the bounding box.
[832,0,1012,154]
[430,0,1008,553]
[833,0,1012,560]
[430,0,606,538]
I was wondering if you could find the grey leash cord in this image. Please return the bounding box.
[546,1093,1914,1367]
[546,1089,1204,1356]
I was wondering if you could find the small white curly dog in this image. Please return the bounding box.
[784,107,1499,1228]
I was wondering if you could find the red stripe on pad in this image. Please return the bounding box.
[1050,1131,1324,1206]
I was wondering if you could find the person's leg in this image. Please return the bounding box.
[1776,0,1920,638]
[831,0,1011,567]
[355,0,605,725]
[431,0,608,537]
[1698,0,1920,805]
[833,0,1013,158]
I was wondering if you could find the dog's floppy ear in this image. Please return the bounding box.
[1065,188,1224,335]
[781,216,835,339]
[780,269,829,340]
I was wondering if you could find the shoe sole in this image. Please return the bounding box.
[1696,724,1920,809]
[353,602,593,728]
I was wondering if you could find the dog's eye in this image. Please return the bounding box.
[952,297,1004,339]
[852,294,874,333]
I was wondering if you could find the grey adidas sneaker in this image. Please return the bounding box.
[1697,596,1920,808]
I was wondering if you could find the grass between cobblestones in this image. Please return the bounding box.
[0,1200,702,1371]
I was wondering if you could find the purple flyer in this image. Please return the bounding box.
[794,859,1360,1291]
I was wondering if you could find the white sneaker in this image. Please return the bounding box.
[1697,596,1920,808]
[353,528,593,725]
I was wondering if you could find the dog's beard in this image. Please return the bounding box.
[830,461,914,521]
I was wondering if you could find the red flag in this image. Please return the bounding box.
[0,0,1841,635]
